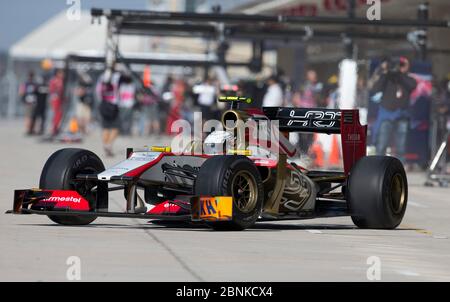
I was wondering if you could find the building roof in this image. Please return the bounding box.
[9,11,144,60]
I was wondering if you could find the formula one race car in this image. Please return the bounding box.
[8,97,408,231]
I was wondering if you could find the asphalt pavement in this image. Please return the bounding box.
[1,119,449,281]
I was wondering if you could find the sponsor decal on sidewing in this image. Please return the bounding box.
[37,190,90,211]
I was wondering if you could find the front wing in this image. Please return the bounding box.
[8,189,233,223]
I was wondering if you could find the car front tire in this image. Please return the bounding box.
[195,155,264,231]
[39,148,105,225]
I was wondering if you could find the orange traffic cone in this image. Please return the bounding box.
[143,65,151,88]
[69,117,79,134]
[328,134,341,167]
[310,133,324,168]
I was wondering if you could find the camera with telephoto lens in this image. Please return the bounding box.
[382,56,408,73]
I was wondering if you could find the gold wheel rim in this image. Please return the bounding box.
[391,173,406,214]
[231,171,258,213]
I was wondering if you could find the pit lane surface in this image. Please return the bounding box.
[1,120,449,281]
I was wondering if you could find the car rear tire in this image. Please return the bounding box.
[348,156,407,229]
[39,148,105,225]
[195,155,263,231]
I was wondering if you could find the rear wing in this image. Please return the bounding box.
[262,107,342,134]
[262,107,367,174]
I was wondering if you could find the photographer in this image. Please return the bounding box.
[371,57,417,163]
[435,78,450,144]
[432,77,450,173]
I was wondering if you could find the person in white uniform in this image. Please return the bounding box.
[262,75,284,107]
[193,77,217,120]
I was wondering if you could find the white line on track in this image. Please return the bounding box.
[395,270,421,277]
[306,230,322,234]
[432,235,448,239]
[408,201,429,208]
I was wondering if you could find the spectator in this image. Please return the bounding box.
[371,57,417,162]
[166,78,186,135]
[18,71,38,135]
[97,71,121,157]
[30,76,49,136]
[48,69,65,136]
[432,77,450,173]
[298,69,323,108]
[137,85,161,136]
[435,78,450,144]
[117,73,136,136]
[193,77,217,121]
[75,74,94,134]
[356,77,369,108]
[182,88,196,125]
[355,76,369,125]
[294,70,323,154]
[262,75,283,107]
[160,75,174,133]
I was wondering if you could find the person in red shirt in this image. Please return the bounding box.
[48,69,65,136]
[166,78,186,135]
